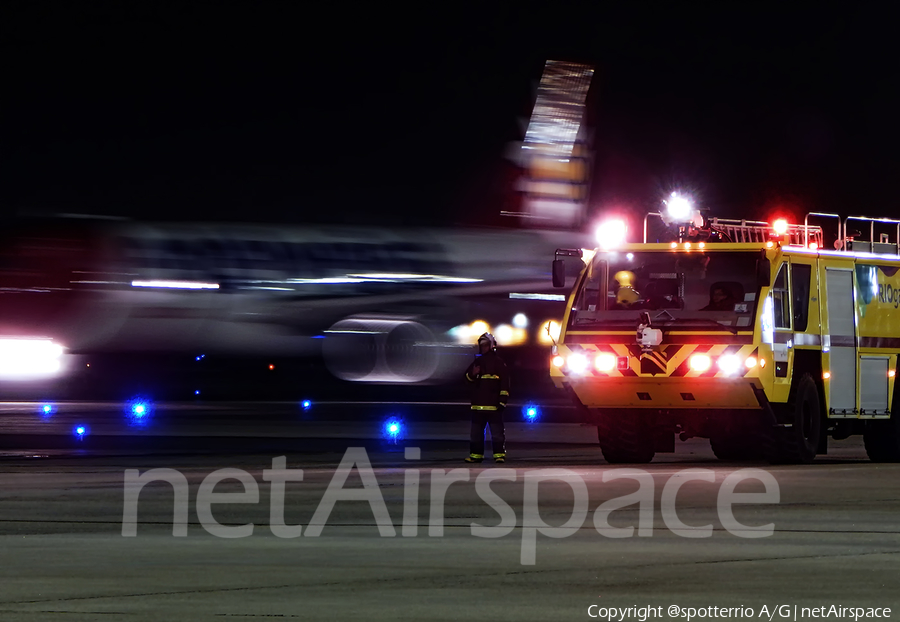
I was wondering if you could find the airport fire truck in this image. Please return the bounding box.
[550,195,900,464]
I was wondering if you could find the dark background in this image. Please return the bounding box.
[3,3,898,229]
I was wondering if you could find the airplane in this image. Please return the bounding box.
[0,59,597,398]
[0,214,592,395]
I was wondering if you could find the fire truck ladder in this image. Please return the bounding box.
[708,217,824,248]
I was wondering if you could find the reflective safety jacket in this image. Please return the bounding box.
[465,351,510,410]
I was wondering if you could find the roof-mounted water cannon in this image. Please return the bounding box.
[661,192,705,242]
[636,311,662,352]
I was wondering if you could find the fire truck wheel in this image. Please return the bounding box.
[596,410,655,464]
[765,373,821,464]
[863,416,900,462]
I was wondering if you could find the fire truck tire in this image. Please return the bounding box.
[764,373,821,464]
[863,416,900,462]
[596,410,655,464]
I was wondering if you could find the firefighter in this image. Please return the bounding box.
[614,270,640,307]
[464,332,510,463]
[701,284,738,311]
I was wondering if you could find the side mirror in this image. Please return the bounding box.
[552,259,566,288]
[756,257,771,288]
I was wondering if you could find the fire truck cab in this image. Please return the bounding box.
[551,201,900,464]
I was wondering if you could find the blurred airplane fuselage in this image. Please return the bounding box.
[0,217,590,385]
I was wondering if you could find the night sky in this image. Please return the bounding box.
[4,3,898,230]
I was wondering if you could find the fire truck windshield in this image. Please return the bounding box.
[568,251,761,330]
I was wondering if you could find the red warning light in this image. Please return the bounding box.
[268,364,275,370]
[772,219,789,235]
[808,242,819,250]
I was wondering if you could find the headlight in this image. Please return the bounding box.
[689,354,711,372]
[0,339,65,378]
[717,354,742,375]
[567,353,589,375]
[594,353,616,372]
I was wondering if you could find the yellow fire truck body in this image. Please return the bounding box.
[551,214,900,463]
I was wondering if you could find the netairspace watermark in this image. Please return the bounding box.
[123,447,781,565]
[588,606,893,621]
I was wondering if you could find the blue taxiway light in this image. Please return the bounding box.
[382,417,405,442]
[40,403,57,416]
[195,390,201,395]
[74,425,87,439]
[522,403,541,423]
[125,397,154,425]
[301,399,312,410]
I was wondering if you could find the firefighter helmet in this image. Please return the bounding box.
[477,332,497,350]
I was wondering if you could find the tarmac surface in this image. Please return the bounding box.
[1,401,899,621]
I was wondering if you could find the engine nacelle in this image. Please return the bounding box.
[322,317,450,383]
